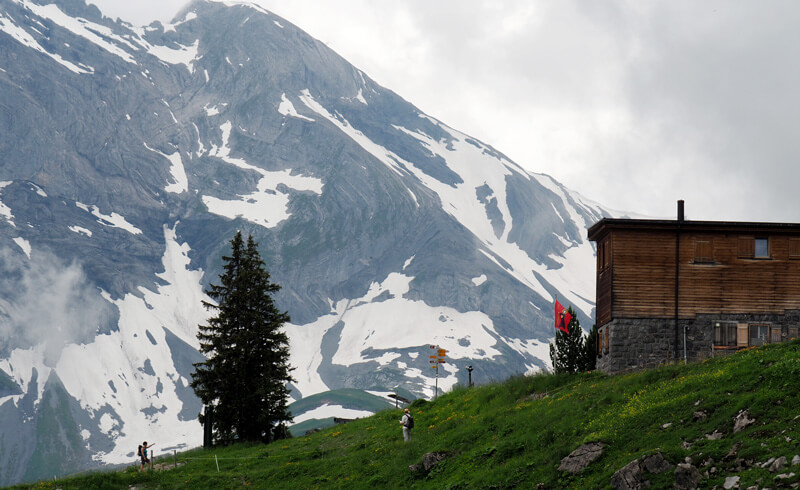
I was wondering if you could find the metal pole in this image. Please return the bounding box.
[683,325,688,364]
[434,363,438,399]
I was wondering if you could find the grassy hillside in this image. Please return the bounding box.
[12,340,800,489]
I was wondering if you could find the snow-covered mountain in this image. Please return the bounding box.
[0,0,621,483]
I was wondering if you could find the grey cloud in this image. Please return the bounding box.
[0,247,117,365]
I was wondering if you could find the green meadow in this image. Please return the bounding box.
[13,339,800,489]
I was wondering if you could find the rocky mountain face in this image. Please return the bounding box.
[0,0,619,484]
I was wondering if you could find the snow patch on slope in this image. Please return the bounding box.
[145,39,199,72]
[278,93,314,121]
[292,91,593,313]
[0,181,16,227]
[0,11,92,74]
[287,270,504,399]
[291,404,374,424]
[299,90,405,176]
[15,1,135,64]
[201,121,323,228]
[68,225,92,237]
[144,143,188,194]
[12,237,31,258]
[53,224,208,464]
[75,202,142,235]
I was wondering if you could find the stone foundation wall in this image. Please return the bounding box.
[597,310,800,374]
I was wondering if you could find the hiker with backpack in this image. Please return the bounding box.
[400,408,414,442]
[139,441,155,470]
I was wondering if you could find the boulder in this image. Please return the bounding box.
[733,410,755,433]
[409,451,449,474]
[724,442,742,461]
[421,452,448,471]
[674,463,701,490]
[769,456,787,472]
[723,475,740,489]
[610,460,643,490]
[558,442,605,474]
[641,452,673,474]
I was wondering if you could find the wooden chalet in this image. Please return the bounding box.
[587,201,800,373]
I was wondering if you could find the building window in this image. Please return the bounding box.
[694,239,713,263]
[597,241,605,271]
[755,238,769,258]
[749,324,770,346]
[713,322,737,348]
[597,239,611,271]
[789,326,800,340]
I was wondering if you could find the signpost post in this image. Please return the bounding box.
[429,345,447,399]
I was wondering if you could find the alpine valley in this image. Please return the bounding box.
[0,0,624,484]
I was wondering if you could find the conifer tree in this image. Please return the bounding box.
[581,324,598,371]
[549,306,585,374]
[191,231,294,444]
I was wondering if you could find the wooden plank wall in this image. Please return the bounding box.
[606,229,800,321]
[608,230,676,319]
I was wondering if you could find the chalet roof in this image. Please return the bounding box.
[587,218,800,242]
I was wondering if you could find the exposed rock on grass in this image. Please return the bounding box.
[610,460,643,490]
[733,409,756,433]
[674,463,701,490]
[557,442,604,474]
[409,452,449,474]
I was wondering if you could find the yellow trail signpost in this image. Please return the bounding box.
[429,345,447,399]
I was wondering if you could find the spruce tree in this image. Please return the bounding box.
[581,324,598,371]
[191,231,294,444]
[549,306,585,374]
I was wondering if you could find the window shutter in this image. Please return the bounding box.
[695,240,713,262]
[597,329,603,355]
[790,239,800,258]
[737,323,749,347]
[738,237,755,258]
[770,326,782,343]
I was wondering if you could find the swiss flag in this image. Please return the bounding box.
[555,300,571,334]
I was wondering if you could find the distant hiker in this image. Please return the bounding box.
[400,408,414,442]
[140,441,155,470]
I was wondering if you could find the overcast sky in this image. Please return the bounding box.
[89,0,800,222]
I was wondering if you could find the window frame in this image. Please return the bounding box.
[754,237,770,258]
[713,321,738,349]
[749,323,770,347]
